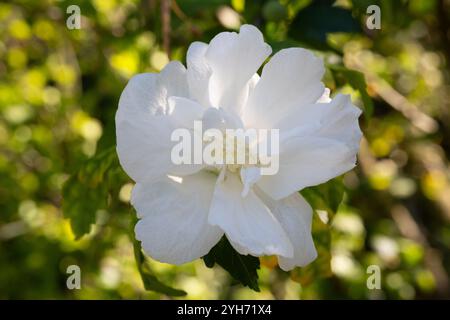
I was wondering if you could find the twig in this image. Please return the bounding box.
[161,0,171,56]
[347,60,438,134]
[171,0,187,21]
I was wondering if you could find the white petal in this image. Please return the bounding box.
[243,48,325,129]
[158,61,190,106]
[275,94,362,148]
[116,62,201,183]
[317,87,332,103]
[208,173,293,257]
[256,94,362,200]
[116,72,174,183]
[186,41,212,107]
[166,97,206,176]
[247,73,260,93]
[237,73,260,117]
[240,167,261,197]
[168,96,205,129]
[257,136,357,200]
[256,190,317,270]
[201,107,244,131]
[204,25,271,114]
[312,94,362,151]
[202,107,226,131]
[133,172,223,265]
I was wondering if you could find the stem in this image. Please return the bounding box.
[161,0,171,57]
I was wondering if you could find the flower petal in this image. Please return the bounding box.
[312,94,362,150]
[257,136,358,200]
[133,172,223,265]
[168,96,205,129]
[240,167,261,197]
[275,94,362,148]
[243,48,325,129]
[116,62,201,183]
[186,41,212,107]
[317,87,332,103]
[208,172,293,257]
[256,190,317,270]
[256,94,362,200]
[188,25,271,115]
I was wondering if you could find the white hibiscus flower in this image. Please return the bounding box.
[116,25,362,271]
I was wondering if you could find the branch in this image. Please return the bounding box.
[161,0,171,56]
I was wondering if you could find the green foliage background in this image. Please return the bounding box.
[0,0,449,299]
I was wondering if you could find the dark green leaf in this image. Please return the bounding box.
[288,3,361,49]
[176,0,228,16]
[203,237,260,291]
[132,238,186,297]
[262,1,287,22]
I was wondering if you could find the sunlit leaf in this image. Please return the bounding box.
[329,65,374,119]
[62,147,118,239]
[301,177,345,221]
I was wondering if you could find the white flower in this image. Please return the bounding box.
[116,25,362,271]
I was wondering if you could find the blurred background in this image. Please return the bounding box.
[0,0,449,299]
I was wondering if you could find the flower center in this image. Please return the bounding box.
[222,133,259,173]
[202,130,261,173]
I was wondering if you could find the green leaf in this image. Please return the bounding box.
[62,147,118,239]
[301,177,345,220]
[329,65,374,119]
[176,0,228,15]
[132,237,186,297]
[203,237,260,291]
[262,1,287,22]
[288,2,361,49]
